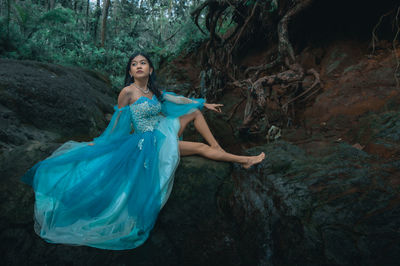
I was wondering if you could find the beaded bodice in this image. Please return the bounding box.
[129,95,163,133]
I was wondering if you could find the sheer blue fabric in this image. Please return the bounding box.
[161,91,205,117]
[21,92,204,250]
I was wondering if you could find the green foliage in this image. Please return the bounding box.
[1,0,208,89]
[245,0,256,6]
[39,7,74,24]
[246,0,278,12]
[270,0,278,12]
[12,3,30,25]
[174,19,207,57]
[215,6,236,36]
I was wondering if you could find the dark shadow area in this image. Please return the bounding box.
[291,0,399,51]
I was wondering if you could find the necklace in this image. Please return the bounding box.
[132,83,150,94]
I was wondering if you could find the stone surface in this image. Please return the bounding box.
[0,59,115,151]
[1,41,400,266]
[1,154,237,265]
[226,140,399,266]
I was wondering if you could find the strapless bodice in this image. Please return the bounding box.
[129,95,163,133]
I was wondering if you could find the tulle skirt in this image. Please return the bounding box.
[22,116,181,250]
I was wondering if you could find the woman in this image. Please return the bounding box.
[22,52,265,250]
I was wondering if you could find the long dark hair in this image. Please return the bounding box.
[124,52,163,102]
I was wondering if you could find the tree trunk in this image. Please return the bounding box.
[49,0,55,9]
[86,0,89,32]
[93,0,101,43]
[100,0,111,47]
[60,0,72,9]
[113,0,120,36]
[6,0,10,40]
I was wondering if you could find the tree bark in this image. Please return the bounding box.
[101,0,111,47]
[60,0,72,9]
[113,0,120,36]
[49,0,55,9]
[86,0,89,31]
[6,0,10,40]
[93,0,101,43]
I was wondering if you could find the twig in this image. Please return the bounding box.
[225,0,246,20]
[371,10,394,54]
[244,56,281,77]
[191,0,211,36]
[243,86,254,125]
[226,97,246,121]
[282,68,320,108]
[164,28,181,42]
[227,1,259,68]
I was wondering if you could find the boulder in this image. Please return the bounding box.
[226,140,399,265]
[0,59,116,150]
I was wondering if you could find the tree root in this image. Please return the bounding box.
[233,64,321,130]
[371,9,394,55]
[282,68,321,110]
[370,5,400,88]
[277,0,314,65]
[192,0,322,134]
[227,1,259,68]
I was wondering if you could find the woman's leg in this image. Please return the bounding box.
[178,110,223,151]
[179,141,265,169]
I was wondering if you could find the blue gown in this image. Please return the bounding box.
[21,91,205,250]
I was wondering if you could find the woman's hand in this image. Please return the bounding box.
[204,103,223,113]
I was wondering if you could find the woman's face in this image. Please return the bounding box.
[129,55,153,81]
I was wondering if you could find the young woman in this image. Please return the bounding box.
[22,52,265,250]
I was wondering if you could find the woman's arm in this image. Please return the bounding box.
[88,88,133,146]
[161,90,223,113]
[162,91,200,104]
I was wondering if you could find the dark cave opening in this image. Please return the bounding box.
[235,0,400,67]
[290,0,400,52]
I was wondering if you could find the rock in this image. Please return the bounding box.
[224,141,400,265]
[2,38,400,266]
[150,156,239,265]
[0,59,115,144]
[0,59,242,265]
[1,153,238,265]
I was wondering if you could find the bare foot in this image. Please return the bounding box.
[242,152,266,169]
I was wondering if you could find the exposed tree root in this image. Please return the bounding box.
[192,0,322,135]
[233,64,320,129]
[283,68,320,110]
[244,57,280,77]
[226,1,259,68]
[277,0,314,65]
[370,5,400,88]
[371,9,394,54]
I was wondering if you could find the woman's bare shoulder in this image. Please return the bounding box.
[118,86,134,108]
[120,85,134,95]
